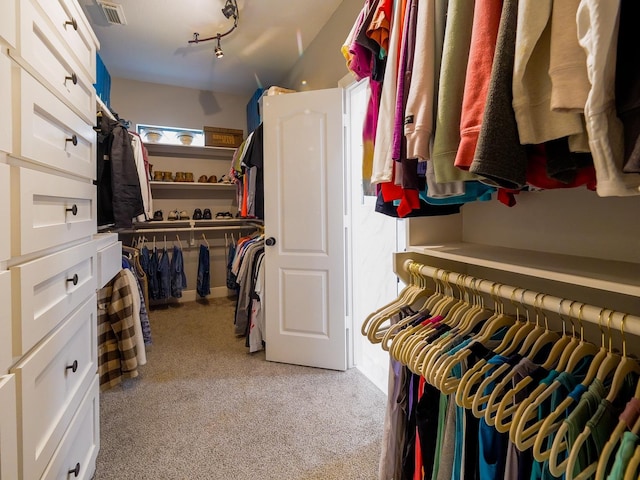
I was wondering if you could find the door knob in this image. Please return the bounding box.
[265,237,276,246]
[66,360,78,373]
[68,462,80,477]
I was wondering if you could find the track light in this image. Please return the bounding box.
[187,0,239,59]
[221,0,237,19]
[214,36,224,58]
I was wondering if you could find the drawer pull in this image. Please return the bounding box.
[66,134,78,146]
[66,360,78,373]
[67,274,79,285]
[65,72,78,85]
[68,462,81,477]
[66,204,78,216]
[65,17,78,31]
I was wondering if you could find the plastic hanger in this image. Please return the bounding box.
[623,445,640,480]
[546,309,620,477]
[202,233,210,248]
[594,381,640,480]
[436,284,517,393]
[564,313,638,480]
[512,302,601,450]
[175,234,183,250]
[457,289,539,410]
[480,293,564,426]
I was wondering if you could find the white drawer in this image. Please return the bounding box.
[97,240,122,289]
[0,164,9,262]
[16,0,95,122]
[11,166,96,256]
[0,51,11,156]
[15,68,96,180]
[11,241,96,356]
[41,375,99,480]
[0,375,18,480]
[30,0,97,83]
[0,0,16,48]
[11,295,97,480]
[0,271,11,371]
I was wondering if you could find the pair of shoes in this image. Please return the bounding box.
[192,208,213,220]
[208,175,218,183]
[168,210,190,220]
[152,210,163,221]
[215,211,233,219]
[198,175,208,183]
[217,175,233,184]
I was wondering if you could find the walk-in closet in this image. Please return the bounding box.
[1,0,639,479]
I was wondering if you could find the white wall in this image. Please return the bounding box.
[280,0,363,92]
[110,77,247,134]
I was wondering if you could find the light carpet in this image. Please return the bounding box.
[93,297,386,480]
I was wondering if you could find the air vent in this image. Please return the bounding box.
[97,0,127,25]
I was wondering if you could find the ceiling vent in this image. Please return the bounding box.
[97,1,127,25]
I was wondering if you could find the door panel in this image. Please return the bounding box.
[263,88,346,370]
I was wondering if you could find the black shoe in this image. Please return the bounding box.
[193,208,203,220]
[203,208,212,220]
[152,210,163,221]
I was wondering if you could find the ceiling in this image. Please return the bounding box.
[77,0,345,96]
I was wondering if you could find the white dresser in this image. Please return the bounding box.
[0,1,117,478]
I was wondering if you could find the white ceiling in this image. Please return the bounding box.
[77,0,345,96]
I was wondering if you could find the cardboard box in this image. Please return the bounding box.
[203,126,244,148]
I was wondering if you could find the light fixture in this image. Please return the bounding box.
[188,0,239,59]
[214,35,224,58]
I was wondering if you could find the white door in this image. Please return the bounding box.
[263,88,347,371]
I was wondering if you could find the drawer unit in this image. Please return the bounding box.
[40,375,99,480]
[11,241,96,356]
[0,375,18,480]
[0,50,11,156]
[0,271,11,371]
[0,164,9,262]
[30,0,96,83]
[15,68,96,180]
[10,166,96,256]
[16,0,95,123]
[95,235,122,288]
[11,295,97,480]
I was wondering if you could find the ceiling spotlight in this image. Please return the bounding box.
[214,36,224,58]
[221,0,237,19]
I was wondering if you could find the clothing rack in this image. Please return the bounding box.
[403,259,640,338]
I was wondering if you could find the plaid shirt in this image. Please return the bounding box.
[97,269,139,391]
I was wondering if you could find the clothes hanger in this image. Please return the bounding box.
[623,445,640,480]
[476,293,563,424]
[422,278,493,385]
[564,313,639,480]
[392,271,457,365]
[366,263,435,344]
[514,302,601,452]
[435,284,517,393]
[490,294,574,432]
[457,288,540,410]
[175,235,183,250]
[382,267,442,354]
[547,309,621,478]
[202,233,210,248]
[361,262,425,339]
[594,381,640,480]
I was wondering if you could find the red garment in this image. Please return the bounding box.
[367,0,394,53]
[454,0,503,170]
[414,376,427,480]
[526,144,597,191]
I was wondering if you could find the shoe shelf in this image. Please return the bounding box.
[149,181,236,190]
[144,143,236,159]
[401,243,640,297]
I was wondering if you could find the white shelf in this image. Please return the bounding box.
[405,243,640,296]
[149,181,235,190]
[144,143,236,159]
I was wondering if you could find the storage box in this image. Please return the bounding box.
[204,126,244,148]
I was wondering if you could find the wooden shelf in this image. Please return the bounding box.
[404,243,640,296]
[144,143,236,159]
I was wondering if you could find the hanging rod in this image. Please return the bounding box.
[404,260,640,338]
